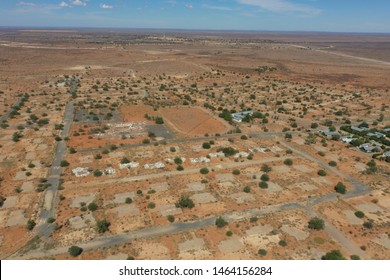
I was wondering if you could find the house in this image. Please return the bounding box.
[383,151,390,158]
[231,110,253,123]
[359,143,381,153]
[351,126,369,133]
[341,136,356,143]
[319,129,340,137]
[367,132,385,138]
[383,128,390,133]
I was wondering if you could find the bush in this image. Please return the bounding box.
[284,159,293,166]
[321,250,345,260]
[155,117,164,124]
[0,195,6,207]
[308,217,325,230]
[334,182,346,194]
[27,219,36,230]
[240,135,248,140]
[279,240,287,247]
[258,249,267,256]
[250,216,258,223]
[121,157,130,164]
[68,246,83,257]
[167,215,175,223]
[226,230,233,236]
[232,169,240,175]
[260,174,269,181]
[200,167,209,174]
[176,165,184,171]
[354,211,365,218]
[148,202,156,209]
[174,157,183,164]
[60,160,69,167]
[96,219,110,233]
[215,216,228,228]
[47,217,56,224]
[176,196,195,209]
[88,202,98,211]
[363,221,373,229]
[350,255,361,260]
[259,181,268,189]
[261,164,272,173]
[93,170,103,177]
[243,186,251,193]
[317,170,327,176]
[202,142,211,149]
[170,147,176,152]
[328,161,337,167]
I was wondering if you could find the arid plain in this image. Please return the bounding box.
[0,29,389,260]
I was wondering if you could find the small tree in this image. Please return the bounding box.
[96,219,110,233]
[93,170,103,177]
[215,216,228,228]
[176,195,195,209]
[88,202,98,211]
[321,250,345,260]
[121,157,130,164]
[60,160,69,167]
[202,142,211,149]
[258,249,267,256]
[200,167,209,174]
[284,158,293,166]
[125,197,133,204]
[317,170,327,176]
[155,117,164,124]
[68,246,83,257]
[260,174,270,181]
[27,219,36,230]
[261,164,272,173]
[232,169,240,175]
[334,182,346,194]
[354,211,365,218]
[174,157,183,164]
[167,215,175,223]
[259,181,268,189]
[308,217,325,230]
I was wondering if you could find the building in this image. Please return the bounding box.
[351,126,369,133]
[359,143,381,153]
[341,136,356,143]
[231,110,253,123]
[367,132,385,138]
[319,129,340,138]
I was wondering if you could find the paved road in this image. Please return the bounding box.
[14,202,305,259]
[36,102,74,239]
[280,141,370,258]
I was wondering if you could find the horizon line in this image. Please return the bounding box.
[0,26,389,35]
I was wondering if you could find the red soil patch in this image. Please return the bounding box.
[161,106,230,136]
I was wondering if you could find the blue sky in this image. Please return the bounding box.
[1,1,389,32]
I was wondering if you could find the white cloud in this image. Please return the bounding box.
[17,2,36,6]
[72,0,87,7]
[237,0,321,16]
[100,4,113,9]
[202,4,232,11]
[185,3,193,9]
[59,1,70,8]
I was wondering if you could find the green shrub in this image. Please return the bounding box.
[284,159,293,166]
[317,170,327,176]
[308,217,325,230]
[258,249,267,256]
[87,202,98,211]
[176,196,195,209]
[259,181,268,189]
[321,250,345,260]
[334,182,346,194]
[215,216,228,228]
[68,246,83,257]
[200,167,209,174]
[354,211,364,218]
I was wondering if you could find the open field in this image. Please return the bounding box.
[0,29,389,260]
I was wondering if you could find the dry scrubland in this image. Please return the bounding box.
[0,29,389,260]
